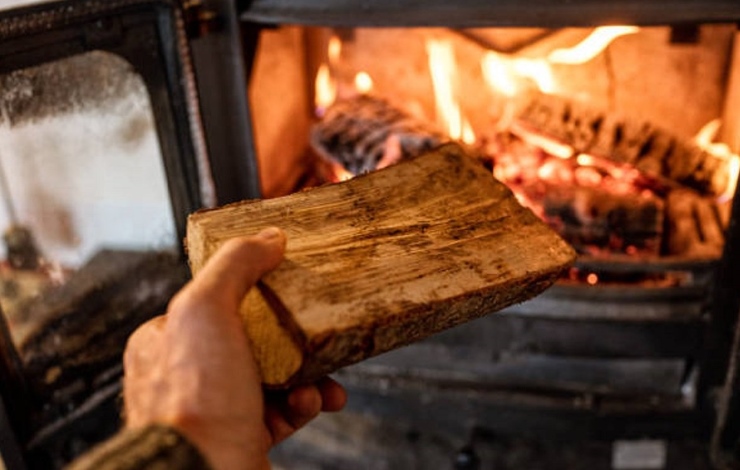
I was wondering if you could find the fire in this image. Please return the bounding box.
[328,36,342,65]
[482,53,556,97]
[354,72,374,94]
[426,39,476,144]
[695,119,740,202]
[548,26,640,64]
[314,36,343,117]
[482,26,639,101]
[314,63,337,116]
[481,52,519,97]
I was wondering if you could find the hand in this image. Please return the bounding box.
[123,227,347,470]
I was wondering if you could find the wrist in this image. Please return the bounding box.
[164,413,270,470]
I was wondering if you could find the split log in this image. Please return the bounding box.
[539,184,664,256]
[516,94,730,196]
[186,144,576,388]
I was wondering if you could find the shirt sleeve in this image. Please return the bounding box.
[66,425,213,470]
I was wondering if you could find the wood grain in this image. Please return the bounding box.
[186,143,576,388]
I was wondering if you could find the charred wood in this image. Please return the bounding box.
[536,184,664,256]
[312,95,445,175]
[665,189,726,258]
[517,94,730,196]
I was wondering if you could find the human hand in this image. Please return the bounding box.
[123,227,347,470]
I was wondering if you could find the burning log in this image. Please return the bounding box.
[312,95,445,175]
[186,144,575,388]
[539,184,664,256]
[516,94,730,197]
[665,189,726,258]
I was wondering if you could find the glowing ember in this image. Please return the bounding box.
[511,122,574,159]
[426,39,476,144]
[354,72,374,95]
[548,26,640,64]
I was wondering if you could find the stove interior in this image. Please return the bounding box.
[251,24,740,269]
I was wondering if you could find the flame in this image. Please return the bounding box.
[481,52,556,97]
[512,59,556,94]
[426,39,476,144]
[314,64,337,116]
[481,52,519,97]
[548,26,640,64]
[354,72,374,94]
[695,119,740,202]
[328,36,342,65]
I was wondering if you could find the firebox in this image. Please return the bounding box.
[0,0,740,468]
[237,4,740,468]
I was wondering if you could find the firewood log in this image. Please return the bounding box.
[312,95,445,175]
[665,189,725,258]
[539,184,664,255]
[186,144,575,388]
[517,94,730,197]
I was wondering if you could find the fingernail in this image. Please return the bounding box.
[258,227,283,240]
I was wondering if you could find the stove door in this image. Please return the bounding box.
[0,1,215,467]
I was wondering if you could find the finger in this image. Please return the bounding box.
[172,227,286,317]
[317,377,347,412]
[264,385,322,445]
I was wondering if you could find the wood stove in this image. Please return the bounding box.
[0,0,740,468]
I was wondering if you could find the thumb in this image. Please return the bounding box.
[179,227,287,315]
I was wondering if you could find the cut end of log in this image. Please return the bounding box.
[186,143,576,388]
[241,288,304,386]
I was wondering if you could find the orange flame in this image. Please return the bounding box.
[354,71,374,94]
[328,36,342,65]
[426,39,476,144]
[548,26,640,64]
[481,52,519,97]
[314,63,337,116]
[695,119,740,202]
[482,52,556,97]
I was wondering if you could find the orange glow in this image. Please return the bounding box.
[328,36,342,64]
[426,39,476,144]
[586,273,599,285]
[694,119,740,202]
[512,58,556,94]
[576,154,596,166]
[314,63,337,116]
[574,166,603,187]
[548,26,640,64]
[481,53,556,96]
[481,52,519,97]
[511,122,574,159]
[354,71,374,94]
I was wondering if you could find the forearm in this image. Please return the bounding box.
[66,425,212,470]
